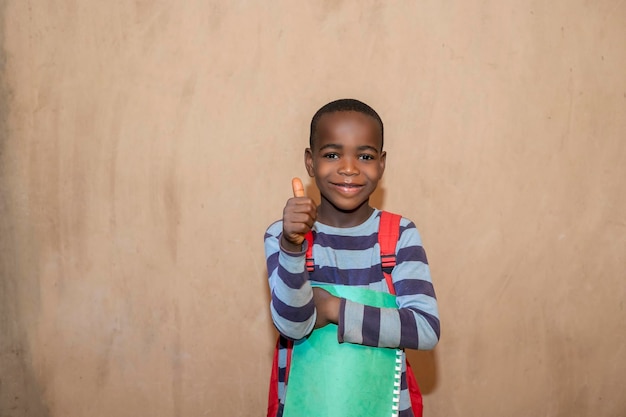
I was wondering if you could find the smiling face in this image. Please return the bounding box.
[305,110,386,227]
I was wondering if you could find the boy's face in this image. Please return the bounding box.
[305,111,386,213]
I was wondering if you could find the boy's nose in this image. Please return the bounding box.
[338,157,359,175]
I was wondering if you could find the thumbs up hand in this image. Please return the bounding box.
[291,177,306,198]
[281,178,317,252]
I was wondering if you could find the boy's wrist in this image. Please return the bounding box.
[280,234,304,254]
[337,298,347,343]
[328,295,341,324]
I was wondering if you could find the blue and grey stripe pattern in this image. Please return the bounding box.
[265,209,440,417]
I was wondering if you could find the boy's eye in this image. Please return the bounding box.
[359,154,375,161]
[323,153,339,159]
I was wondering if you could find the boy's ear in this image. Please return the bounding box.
[379,150,387,177]
[304,148,315,177]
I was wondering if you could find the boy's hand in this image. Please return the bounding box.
[313,287,340,329]
[281,178,317,252]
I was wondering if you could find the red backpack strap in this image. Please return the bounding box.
[267,339,281,417]
[304,231,314,272]
[406,359,424,417]
[379,211,424,416]
[267,337,294,417]
[378,211,401,295]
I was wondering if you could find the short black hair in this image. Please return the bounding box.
[309,98,384,149]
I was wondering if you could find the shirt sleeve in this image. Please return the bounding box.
[338,219,440,350]
[264,221,317,340]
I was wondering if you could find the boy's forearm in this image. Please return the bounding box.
[266,234,317,339]
[270,301,316,340]
[269,277,316,339]
[338,299,440,350]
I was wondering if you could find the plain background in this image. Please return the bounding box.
[1,1,625,416]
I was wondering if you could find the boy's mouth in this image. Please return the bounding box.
[331,182,364,193]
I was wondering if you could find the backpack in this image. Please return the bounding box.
[267,211,423,417]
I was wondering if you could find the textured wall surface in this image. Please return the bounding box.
[1,1,625,416]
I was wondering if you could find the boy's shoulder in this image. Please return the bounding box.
[379,210,424,245]
[265,219,283,237]
[379,210,417,228]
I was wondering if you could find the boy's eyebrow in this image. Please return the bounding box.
[318,143,380,153]
[357,145,380,153]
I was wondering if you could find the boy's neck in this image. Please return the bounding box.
[316,198,375,228]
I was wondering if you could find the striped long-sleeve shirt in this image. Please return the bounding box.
[265,209,440,417]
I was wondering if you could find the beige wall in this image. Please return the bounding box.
[1,1,625,416]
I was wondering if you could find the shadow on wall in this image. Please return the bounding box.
[406,349,440,395]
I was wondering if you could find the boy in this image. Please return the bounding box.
[265,99,440,417]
